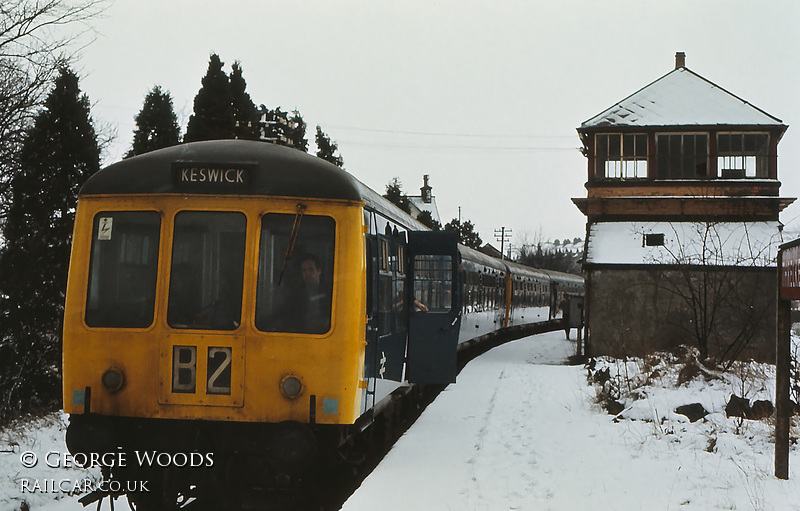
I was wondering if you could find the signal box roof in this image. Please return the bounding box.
[580,67,785,131]
[80,140,365,202]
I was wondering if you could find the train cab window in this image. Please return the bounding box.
[167,212,246,330]
[255,213,335,334]
[85,211,161,328]
[413,255,452,312]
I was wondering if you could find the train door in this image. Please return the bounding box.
[366,225,408,382]
[364,233,379,378]
[406,230,461,384]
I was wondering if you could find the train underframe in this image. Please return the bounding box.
[66,413,367,510]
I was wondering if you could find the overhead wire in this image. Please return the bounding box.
[322,123,581,152]
[322,123,577,140]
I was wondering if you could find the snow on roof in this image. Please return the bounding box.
[581,68,784,128]
[408,195,442,224]
[585,221,783,267]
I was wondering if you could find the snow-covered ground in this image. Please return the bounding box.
[2,331,799,510]
[0,413,106,511]
[344,331,800,510]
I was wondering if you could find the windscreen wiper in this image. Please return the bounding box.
[278,203,307,285]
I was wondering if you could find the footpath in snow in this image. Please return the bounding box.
[343,331,800,511]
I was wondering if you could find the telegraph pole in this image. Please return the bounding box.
[494,227,512,260]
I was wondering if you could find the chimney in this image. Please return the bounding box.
[421,175,432,204]
[675,52,686,69]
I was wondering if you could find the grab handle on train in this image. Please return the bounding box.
[439,312,461,332]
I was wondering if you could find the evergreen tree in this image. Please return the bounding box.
[261,106,286,144]
[184,54,234,142]
[0,68,100,419]
[125,85,180,158]
[287,110,308,152]
[416,210,441,230]
[384,178,411,213]
[444,218,482,249]
[258,106,308,151]
[230,62,260,140]
[517,242,581,275]
[315,126,344,167]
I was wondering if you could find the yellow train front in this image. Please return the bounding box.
[62,140,463,507]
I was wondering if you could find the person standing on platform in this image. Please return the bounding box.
[557,292,571,340]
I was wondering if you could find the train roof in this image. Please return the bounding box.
[458,245,556,281]
[458,245,508,273]
[537,268,584,285]
[503,258,551,281]
[80,140,366,202]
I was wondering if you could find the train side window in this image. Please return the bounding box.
[255,214,335,334]
[377,237,393,336]
[167,211,246,331]
[85,211,161,328]
[413,255,452,312]
[393,246,406,332]
[380,239,389,272]
[396,245,405,275]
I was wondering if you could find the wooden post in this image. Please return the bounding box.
[576,299,584,358]
[776,249,791,479]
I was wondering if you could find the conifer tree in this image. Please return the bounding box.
[230,62,260,140]
[315,126,344,167]
[444,218,482,249]
[262,107,308,151]
[261,106,287,145]
[125,85,180,158]
[0,68,100,419]
[384,178,412,213]
[184,54,234,142]
[287,110,308,152]
[416,210,441,230]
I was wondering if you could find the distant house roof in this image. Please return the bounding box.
[581,67,785,130]
[585,221,783,267]
[479,243,502,259]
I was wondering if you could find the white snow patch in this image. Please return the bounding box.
[586,220,783,266]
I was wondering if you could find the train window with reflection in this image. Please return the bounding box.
[256,214,335,334]
[413,255,452,312]
[86,211,161,328]
[167,212,246,330]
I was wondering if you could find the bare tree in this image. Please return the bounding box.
[0,0,104,221]
[637,221,777,364]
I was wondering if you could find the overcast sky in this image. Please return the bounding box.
[75,0,800,250]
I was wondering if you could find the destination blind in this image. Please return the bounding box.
[173,162,254,189]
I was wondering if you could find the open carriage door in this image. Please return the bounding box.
[406,231,461,384]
